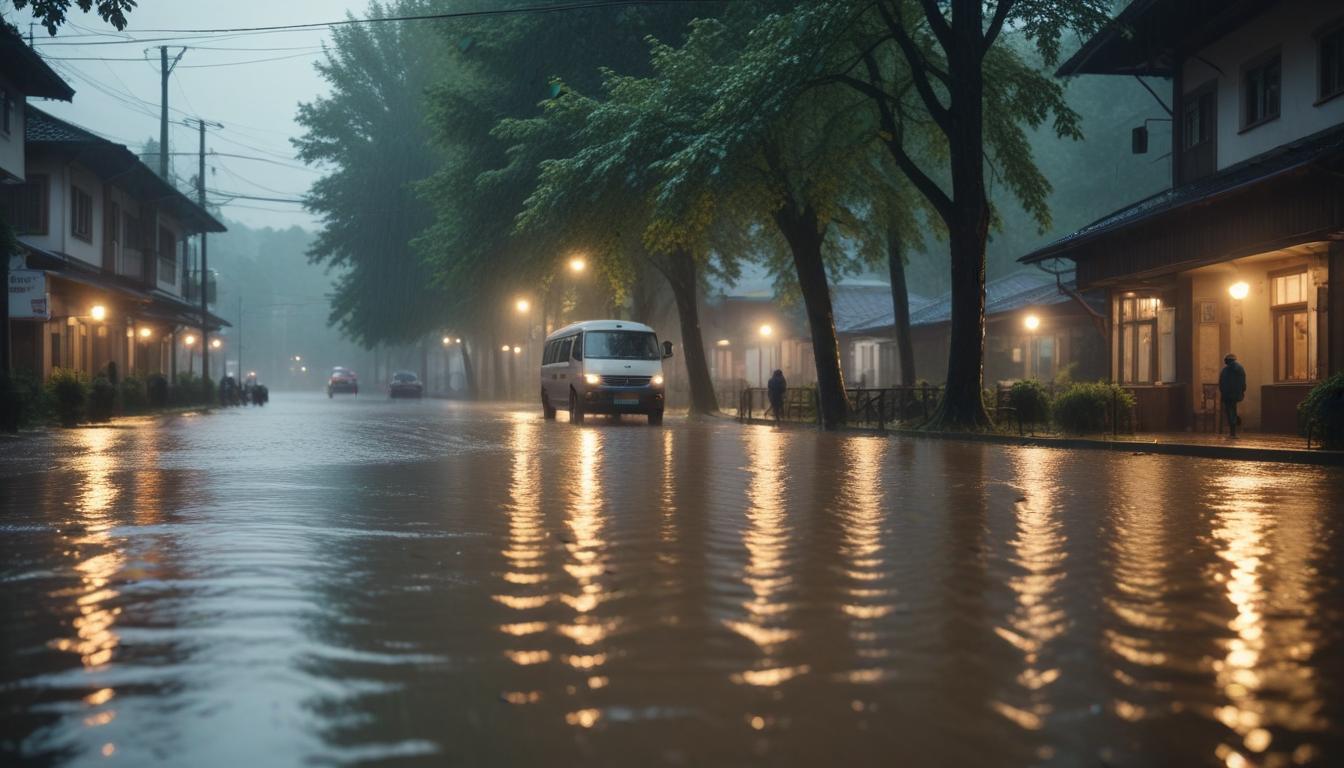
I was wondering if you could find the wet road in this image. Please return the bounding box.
[2,394,1343,767]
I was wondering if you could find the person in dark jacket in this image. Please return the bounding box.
[1218,353,1247,437]
[766,369,787,424]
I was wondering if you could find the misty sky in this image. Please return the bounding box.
[11,1,367,231]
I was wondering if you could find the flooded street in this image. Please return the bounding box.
[2,394,1343,767]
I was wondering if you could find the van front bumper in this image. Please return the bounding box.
[581,388,664,414]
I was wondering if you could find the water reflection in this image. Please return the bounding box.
[993,448,1067,735]
[560,427,614,727]
[835,437,893,684]
[727,428,805,687]
[1205,469,1328,767]
[497,414,550,701]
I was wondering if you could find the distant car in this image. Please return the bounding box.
[328,367,359,397]
[389,370,424,399]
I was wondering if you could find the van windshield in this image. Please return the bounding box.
[582,330,660,360]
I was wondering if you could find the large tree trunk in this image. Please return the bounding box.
[663,248,719,415]
[927,0,992,430]
[887,226,916,386]
[774,202,848,429]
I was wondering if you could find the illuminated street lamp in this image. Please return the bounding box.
[138,327,154,339]
[515,298,530,314]
[568,256,587,273]
[757,324,775,387]
[210,338,222,350]
[455,338,461,344]
[184,334,197,347]
[759,324,773,338]
[1228,281,1250,300]
[513,346,522,354]
[1024,314,1040,331]
[442,336,452,345]
[90,304,107,322]
[293,355,302,362]
[501,344,511,352]
[716,339,730,347]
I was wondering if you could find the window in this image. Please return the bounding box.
[158,226,177,283]
[1242,52,1281,129]
[582,330,660,360]
[1321,23,1344,102]
[557,337,573,362]
[71,185,93,242]
[571,333,583,360]
[1271,269,1311,382]
[123,212,141,250]
[1118,296,1161,384]
[0,174,48,234]
[1183,88,1215,149]
[542,340,555,365]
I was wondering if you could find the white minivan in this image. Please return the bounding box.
[540,320,672,425]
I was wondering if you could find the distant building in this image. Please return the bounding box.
[1019,0,1344,432]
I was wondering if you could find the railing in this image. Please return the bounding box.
[738,387,819,424]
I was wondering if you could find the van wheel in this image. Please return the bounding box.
[542,391,556,420]
[648,410,663,426]
[569,391,585,425]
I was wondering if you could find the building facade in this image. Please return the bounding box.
[1021,0,1344,432]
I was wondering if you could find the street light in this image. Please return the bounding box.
[513,346,522,354]
[138,327,153,339]
[1023,314,1040,331]
[568,256,587,273]
[515,298,530,314]
[759,324,773,338]
[184,334,197,347]
[294,355,302,362]
[1229,281,1250,300]
[90,305,107,322]
[501,344,511,352]
[442,336,452,345]
[210,338,222,350]
[757,324,774,387]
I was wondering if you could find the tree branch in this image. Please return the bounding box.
[861,53,953,222]
[983,0,1016,53]
[875,0,951,135]
[913,0,952,51]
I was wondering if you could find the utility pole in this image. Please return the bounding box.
[190,118,223,383]
[158,47,186,181]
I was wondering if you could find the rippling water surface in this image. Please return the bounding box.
[2,395,1342,767]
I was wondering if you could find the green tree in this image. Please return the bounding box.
[294,1,448,350]
[7,0,132,33]
[841,0,1108,428]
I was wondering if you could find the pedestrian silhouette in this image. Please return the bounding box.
[767,369,786,424]
[1218,353,1246,438]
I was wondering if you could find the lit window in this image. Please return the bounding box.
[1270,269,1311,382]
[1118,295,1161,384]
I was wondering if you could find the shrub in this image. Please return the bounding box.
[1009,379,1052,425]
[1053,381,1135,435]
[171,372,198,406]
[88,375,116,423]
[147,373,169,408]
[46,367,88,427]
[198,375,215,405]
[0,373,43,431]
[120,375,148,412]
[1298,372,1344,450]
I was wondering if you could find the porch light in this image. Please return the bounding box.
[184,334,197,346]
[455,338,461,344]
[716,339,731,347]
[248,371,256,377]
[1229,281,1250,300]
[300,366,307,372]
[759,324,774,338]
[294,355,302,362]
[501,344,511,352]
[568,257,587,273]
[90,305,107,321]
[513,346,522,354]
[1024,314,1041,331]
[515,298,530,314]
[210,338,222,349]
[139,327,153,339]
[442,336,451,345]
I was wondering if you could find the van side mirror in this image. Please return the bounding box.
[662,341,674,359]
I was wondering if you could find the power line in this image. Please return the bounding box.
[209,189,308,204]
[27,1,716,43]
[39,50,326,67]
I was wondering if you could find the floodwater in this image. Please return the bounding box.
[2,395,1342,767]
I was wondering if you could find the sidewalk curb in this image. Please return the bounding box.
[735,417,1344,467]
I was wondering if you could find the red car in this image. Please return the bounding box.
[327,367,359,397]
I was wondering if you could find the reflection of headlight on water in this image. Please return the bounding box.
[652,374,664,386]
[584,373,601,385]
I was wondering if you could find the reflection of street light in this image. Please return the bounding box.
[90,304,107,321]
[1229,281,1249,300]
[568,256,586,273]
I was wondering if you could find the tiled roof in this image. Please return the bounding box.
[24,108,102,143]
[899,272,1074,328]
[1020,121,1344,265]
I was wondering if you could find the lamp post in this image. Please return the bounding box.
[184,333,197,376]
[1023,313,1040,379]
[757,324,774,387]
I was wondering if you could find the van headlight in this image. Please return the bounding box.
[584,373,601,385]
[652,374,664,386]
